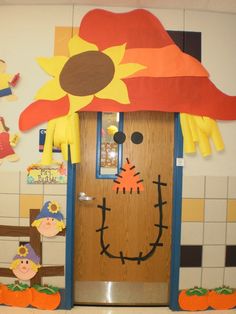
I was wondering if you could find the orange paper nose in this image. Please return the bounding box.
[112,158,144,194]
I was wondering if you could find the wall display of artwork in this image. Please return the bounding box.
[27,162,67,184]
[0,59,19,101]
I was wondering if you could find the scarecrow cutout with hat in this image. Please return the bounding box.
[10,243,41,281]
[31,201,65,237]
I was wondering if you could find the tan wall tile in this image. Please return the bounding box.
[42,242,65,265]
[19,194,43,218]
[0,171,19,193]
[42,275,65,288]
[0,194,19,217]
[182,199,204,222]
[44,183,67,196]
[227,200,236,222]
[205,176,227,199]
[182,176,205,198]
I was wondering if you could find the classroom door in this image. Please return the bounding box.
[74,111,174,305]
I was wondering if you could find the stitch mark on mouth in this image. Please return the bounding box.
[96,175,168,264]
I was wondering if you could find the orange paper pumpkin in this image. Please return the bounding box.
[3,282,32,307]
[31,285,61,310]
[208,287,236,310]
[0,284,4,304]
[178,287,209,311]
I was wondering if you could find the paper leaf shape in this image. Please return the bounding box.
[10,244,41,281]
[32,201,65,237]
[112,158,144,194]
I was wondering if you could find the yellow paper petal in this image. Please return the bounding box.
[96,78,130,104]
[103,44,126,65]
[34,78,66,100]
[68,94,94,113]
[69,113,81,164]
[37,56,68,77]
[116,63,146,79]
[68,35,98,56]
[41,119,57,165]
[180,113,196,154]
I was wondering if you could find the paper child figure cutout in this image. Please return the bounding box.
[10,244,41,281]
[0,59,19,101]
[32,201,65,237]
[0,116,20,164]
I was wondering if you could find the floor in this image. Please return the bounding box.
[0,306,235,314]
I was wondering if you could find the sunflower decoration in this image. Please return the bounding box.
[48,201,60,214]
[27,35,145,165]
[17,245,29,257]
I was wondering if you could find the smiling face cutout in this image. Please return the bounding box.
[31,201,65,237]
[12,259,37,281]
[37,217,59,237]
[10,244,41,280]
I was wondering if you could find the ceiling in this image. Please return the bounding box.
[1,0,236,14]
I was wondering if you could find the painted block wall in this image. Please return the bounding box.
[0,3,236,305]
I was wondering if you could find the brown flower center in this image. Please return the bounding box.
[19,247,26,254]
[50,204,57,212]
[59,51,115,97]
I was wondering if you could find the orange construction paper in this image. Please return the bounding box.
[122,45,208,78]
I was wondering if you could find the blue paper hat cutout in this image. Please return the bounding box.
[35,201,64,221]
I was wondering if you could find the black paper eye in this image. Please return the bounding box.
[114,131,126,144]
[131,132,143,144]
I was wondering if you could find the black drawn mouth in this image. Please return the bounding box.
[96,175,168,264]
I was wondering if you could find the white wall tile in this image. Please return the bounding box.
[226,222,236,244]
[44,183,67,196]
[179,268,202,290]
[182,176,205,198]
[202,268,224,289]
[42,275,65,288]
[204,199,227,222]
[0,172,19,193]
[0,194,19,217]
[202,245,225,267]
[203,222,226,245]
[205,176,227,199]
[224,267,236,287]
[228,177,236,198]
[181,222,203,245]
[42,241,65,265]
[0,240,19,263]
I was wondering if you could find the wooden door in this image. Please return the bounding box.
[74,111,174,305]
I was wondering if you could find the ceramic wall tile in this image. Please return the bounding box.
[182,176,205,198]
[205,176,227,199]
[181,199,204,222]
[204,199,227,222]
[203,222,226,245]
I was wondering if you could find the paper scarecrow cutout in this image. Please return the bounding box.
[0,60,19,101]
[10,244,41,281]
[19,9,236,161]
[32,201,65,237]
[0,116,20,164]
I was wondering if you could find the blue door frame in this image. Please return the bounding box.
[64,113,183,310]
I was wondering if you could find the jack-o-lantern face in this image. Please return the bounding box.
[13,259,37,281]
[37,217,58,237]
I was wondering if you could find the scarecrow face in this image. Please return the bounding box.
[13,259,37,281]
[37,217,59,237]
